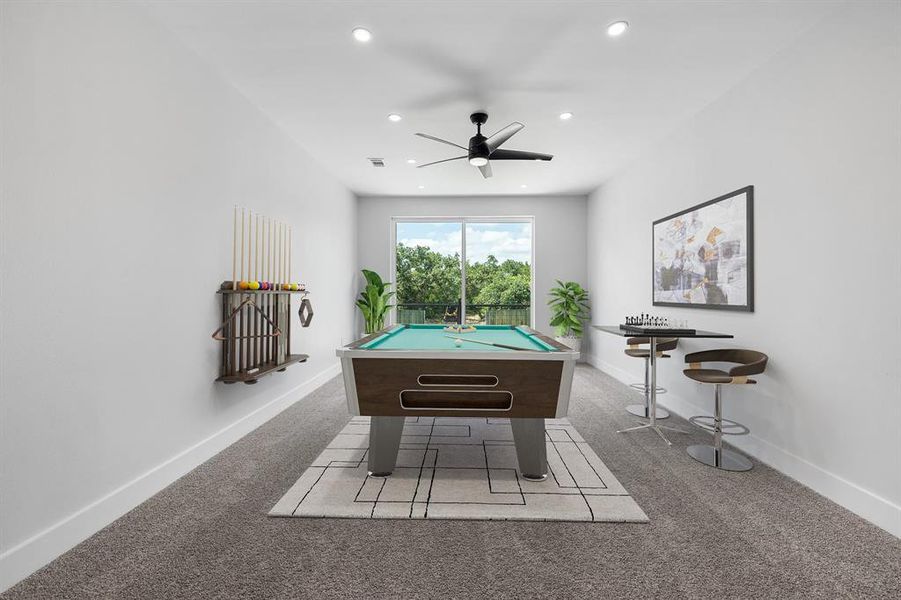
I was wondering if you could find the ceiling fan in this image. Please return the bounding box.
[415,112,552,179]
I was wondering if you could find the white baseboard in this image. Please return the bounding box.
[583,353,901,539]
[0,363,342,593]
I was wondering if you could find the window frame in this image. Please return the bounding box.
[388,216,536,327]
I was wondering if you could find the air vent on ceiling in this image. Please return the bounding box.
[368,157,386,168]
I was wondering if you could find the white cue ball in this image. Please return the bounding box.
[454,339,463,347]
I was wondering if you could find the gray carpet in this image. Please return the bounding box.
[4,365,900,599]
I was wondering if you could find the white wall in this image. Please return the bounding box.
[586,2,901,537]
[0,1,357,589]
[356,196,588,338]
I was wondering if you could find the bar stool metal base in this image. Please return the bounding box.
[626,404,670,419]
[617,422,688,445]
[629,383,666,393]
[687,444,753,472]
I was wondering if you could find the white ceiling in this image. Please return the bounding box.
[146,1,838,197]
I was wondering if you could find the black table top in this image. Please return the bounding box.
[592,325,734,339]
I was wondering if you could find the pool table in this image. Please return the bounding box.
[336,324,579,480]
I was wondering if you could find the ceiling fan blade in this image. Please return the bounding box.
[486,122,524,152]
[478,162,493,179]
[488,149,553,161]
[415,133,468,151]
[417,155,467,168]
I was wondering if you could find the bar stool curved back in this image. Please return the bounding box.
[624,337,678,419]
[683,349,768,471]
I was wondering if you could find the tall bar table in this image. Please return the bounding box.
[592,325,733,445]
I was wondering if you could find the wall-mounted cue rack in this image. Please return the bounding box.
[211,207,313,385]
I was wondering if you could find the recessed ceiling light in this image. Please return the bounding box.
[607,21,629,37]
[418,185,425,189]
[387,113,402,122]
[407,159,417,164]
[352,27,372,42]
[520,184,528,189]
[559,112,573,120]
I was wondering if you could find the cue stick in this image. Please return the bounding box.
[230,206,237,374]
[276,219,279,285]
[239,207,246,373]
[288,225,292,286]
[250,213,263,367]
[248,211,254,368]
[259,213,265,366]
[240,207,245,284]
[269,217,274,362]
[232,205,238,290]
[260,212,265,366]
[277,223,291,362]
[269,217,273,286]
[280,221,285,289]
[257,213,263,366]
[267,217,273,362]
[247,211,253,288]
[443,335,532,352]
[261,217,272,362]
[275,220,280,288]
[245,210,251,369]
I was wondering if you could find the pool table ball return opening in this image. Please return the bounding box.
[337,324,580,481]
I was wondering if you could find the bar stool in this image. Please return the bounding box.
[682,349,768,472]
[625,337,678,419]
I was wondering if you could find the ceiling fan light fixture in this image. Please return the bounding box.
[352,27,372,42]
[416,112,553,179]
[607,21,629,37]
[387,113,402,122]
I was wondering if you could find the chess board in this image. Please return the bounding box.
[618,324,696,335]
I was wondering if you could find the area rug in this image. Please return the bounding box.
[270,416,648,522]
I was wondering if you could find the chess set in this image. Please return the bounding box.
[619,313,696,335]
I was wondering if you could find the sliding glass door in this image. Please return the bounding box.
[394,221,463,324]
[392,218,533,326]
[464,221,533,326]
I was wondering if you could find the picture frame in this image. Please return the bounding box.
[652,186,754,312]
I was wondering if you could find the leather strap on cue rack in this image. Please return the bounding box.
[211,297,282,341]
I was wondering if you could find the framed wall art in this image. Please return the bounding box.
[652,186,754,311]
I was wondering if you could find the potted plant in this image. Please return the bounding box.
[356,269,394,334]
[548,280,590,354]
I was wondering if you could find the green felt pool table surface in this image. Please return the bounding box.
[360,324,557,352]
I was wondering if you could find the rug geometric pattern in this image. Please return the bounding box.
[270,417,648,523]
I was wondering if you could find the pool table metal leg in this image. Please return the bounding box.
[510,418,548,481]
[368,416,405,477]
